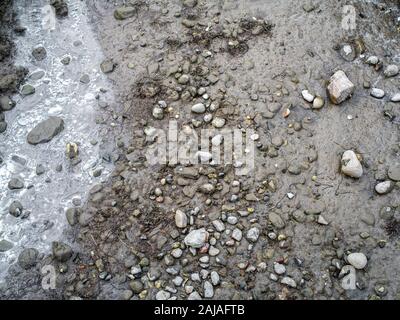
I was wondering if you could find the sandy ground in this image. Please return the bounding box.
[1,0,400,300]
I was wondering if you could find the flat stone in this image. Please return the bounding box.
[27,117,64,145]
[114,7,136,20]
[0,240,13,252]
[281,276,296,288]
[20,84,35,96]
[388,163,400,181]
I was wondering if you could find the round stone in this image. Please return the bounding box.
[347,252,367,269]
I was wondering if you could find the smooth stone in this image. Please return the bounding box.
[152,106,164,120]
[301,90,314,103]
[203,281,214,298]
[347,252,367,269]
[114,7,136,20]
[20,84,35,96]
[191,103,206,114]
[384,64,399,78]
[366,56,379,65]
[274,262,286,275]
[0,240,13,252]
[370,88,385,99]
[312,96,325,109]
[388,163,400,181]
[0,96,16,111]
[375,181,393,195]
[231,228,243,241]
[27,117,64,145]
[341,150,363,178]
[32,46,47,61]
[212,117,225,128]
[390,93,400,102]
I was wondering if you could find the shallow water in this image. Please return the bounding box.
[0,0,114,280]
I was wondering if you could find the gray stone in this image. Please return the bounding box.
[114,7,136,20]
[156,290,171,300]
[184,229,208,248]
[203,281,214,298]
[246,227,260,242]
[18,248,39,269]
[269,212,285,229]
[191,103,206,114]
[20,84,35,96]
[388,163,400,181]
[9,200,23,217]
[274,262,286,275]
[347,252,367,269]
[175,209,188,228]
[281,276,297,288]
[0,96,16,111]
[8,178,24,190]
[375,181,394,195]
[32,46,47,61]
[27,117,64,145]
[0,240,13,252]
[100,59,115,74]
[390,93,400,102]
[370,88,385,99]
[52,241,73,262]
[384,64,399,78]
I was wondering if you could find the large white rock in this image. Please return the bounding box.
[327,70,355,104]
[384,64,399,78]
[184,228,209,248]
[341,150,363,178]
[347,252,368,269]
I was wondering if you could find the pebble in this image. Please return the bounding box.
[327,70,355,104]
[212,117,226,128]
[375,181,393,195]
[184,229,208,248]
[8,178,24,190]
[347,252,367,269]
[366,56,379,65]
[191,103,206,113]
[188,291,202,300]
[52,241,73,262]
[210,271,220,286]
[370,88,385,99]
[156,290,171,300]
[27,117,64,145]
[281,276,297,288]
[203,281,214,298]
[114,7,136,20]
[0,96,16,111]
[18,248,39,269]
[301,90,314,103]
[390,93,400,102]
[212,220,225,232]
[175,209,188,228]
[9,200,23,217]
[231,228,243,241]
[384,64,399,78]
[388,163,400,181]
[341,150,363,178]
[312,96,325,109]
[246,227,260,242]
[0,240,13,252]
[273,262,286,275]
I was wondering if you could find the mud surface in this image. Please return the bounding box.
[1,0,400,300]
